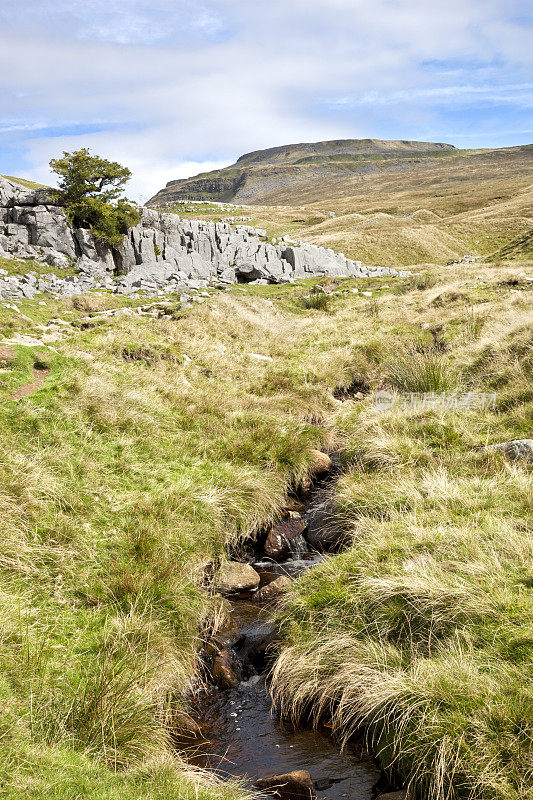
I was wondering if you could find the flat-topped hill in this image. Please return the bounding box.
[148,138,458,205]
[234,138,455,166]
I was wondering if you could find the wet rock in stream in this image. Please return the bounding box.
[255,769,317,800]
[236,617,280,670]
[253,575,292,603]
[264,518,309,561]
[212,648,243,689]
[282,498,308,514]
[216,561,261,595]
[305,500,346,551]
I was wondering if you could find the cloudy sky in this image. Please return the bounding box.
[0,0,531,200]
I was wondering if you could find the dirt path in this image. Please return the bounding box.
[0,345,16,364]
[10,367,50,400]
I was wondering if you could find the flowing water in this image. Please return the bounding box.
[178,599,380,798]
[175,479,384,798]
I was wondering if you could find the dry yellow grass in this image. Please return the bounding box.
[166,146,533,267]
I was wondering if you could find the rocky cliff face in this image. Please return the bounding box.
[0,176,407,300]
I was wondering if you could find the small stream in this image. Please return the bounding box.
[175,473,384,799]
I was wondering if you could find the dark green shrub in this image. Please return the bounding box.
[49,148,140,248]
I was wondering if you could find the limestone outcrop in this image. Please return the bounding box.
[0,176,408,300]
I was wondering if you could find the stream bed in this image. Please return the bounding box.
[179,600,380,799]
[175,472,384,799]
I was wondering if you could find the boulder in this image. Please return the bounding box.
[486,439,533,463]
[254,770,316,800]
[77,255,108,280]
[234,261,264,282]
[218,266,237,284]
[44,251,70,269]
[215,562,260,595]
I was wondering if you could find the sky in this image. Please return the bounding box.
[0,0,531,201]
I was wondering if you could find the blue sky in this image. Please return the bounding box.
[0,0,531,199]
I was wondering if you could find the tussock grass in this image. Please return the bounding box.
[0,257,530,798]
[385,343,460,393]
[272,288,533,800]
[300,289,330,311]
[412,272,437,291]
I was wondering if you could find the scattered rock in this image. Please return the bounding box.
[486,439,533,463]
[253,575,292,603]
[376,792,407,800]
[254,770,316,800]
[264,518,309,561]
[215,562,260,595]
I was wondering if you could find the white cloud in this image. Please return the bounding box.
[331,83,533,108]
[0,1,531,196]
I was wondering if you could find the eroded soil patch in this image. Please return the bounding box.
[11,366,50,400]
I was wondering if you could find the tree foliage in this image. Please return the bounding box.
[49,148,140,248]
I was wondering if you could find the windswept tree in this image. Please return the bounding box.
[49,148,140,247]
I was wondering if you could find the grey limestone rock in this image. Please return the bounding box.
[0,174,409,298]
[486,439,533,462]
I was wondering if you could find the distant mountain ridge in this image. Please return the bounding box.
[148,138,457,206]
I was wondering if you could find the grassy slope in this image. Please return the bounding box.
[0,284,344,798]
[0,260,531,798]
[160,146,533,268]
[1,175,48,190]
[272,270,533,800]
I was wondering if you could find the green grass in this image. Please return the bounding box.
[0,255,76,278]
[272,301,533,800]
[1,175,48,190]
[0,257,531,798]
